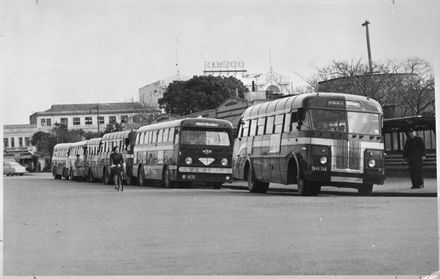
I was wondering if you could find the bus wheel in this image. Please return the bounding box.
[358,184,373,196]
[103,168,111,185]
[211,182,222,189]
[162,167,172,188]
[87,170,94,182]
[247,166,269,193]
[297,178,320,196]
[53,168,60,179]
[63,168,69,180]
[138,167,146,186]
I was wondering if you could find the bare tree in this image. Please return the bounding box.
[309,58,435,117]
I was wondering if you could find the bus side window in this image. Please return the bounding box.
[163,128,169,143]
[266,116,274,135]
[173,128,179,144]
[249,119,257,136]
[125,138,130,151]
[274,114,284,134]
[242,120,249,137]
[257,118,266,135]
[157,129,164,143]
[284,113,292,132]
[152,130,158,144]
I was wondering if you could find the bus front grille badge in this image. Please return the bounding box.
[199,157,214,166]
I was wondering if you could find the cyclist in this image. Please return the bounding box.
[110,146,125,191]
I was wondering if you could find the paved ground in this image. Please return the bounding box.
[2,173,438,277]
[225,176,438,197]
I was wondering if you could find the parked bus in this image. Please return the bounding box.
[133,118,234,188]
[66,140,88,180]
[99,130,137,185]
[51,143,72,179]
[84,137,102,182]
[233,92,385,195]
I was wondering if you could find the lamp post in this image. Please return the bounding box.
[362,20,373,73]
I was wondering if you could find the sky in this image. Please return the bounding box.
[1,0,439,125]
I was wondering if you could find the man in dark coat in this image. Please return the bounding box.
[403,130,426,189]
[110,146,125,191]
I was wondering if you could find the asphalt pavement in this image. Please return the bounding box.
[224,176,438,197]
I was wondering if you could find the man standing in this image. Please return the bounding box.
[110,146,125,191]
[403,129,426,189]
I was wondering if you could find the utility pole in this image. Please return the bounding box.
[362,20,373,73]
[96,103,100,136]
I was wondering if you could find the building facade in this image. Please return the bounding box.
[139,74,189,109]
[29,102,158,132]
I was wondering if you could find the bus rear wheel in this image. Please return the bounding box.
[247,166,269,193]
[162,167,172,188]
[138,167,146,186]
[358,184,373,196]
[297,178,320,196]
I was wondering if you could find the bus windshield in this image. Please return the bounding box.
[310,109,380,135]
[180,130,230,146]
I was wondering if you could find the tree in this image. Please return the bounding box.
[103,122,123,134]
[31,131,57,158]
[310,58,435,117]
[159,75,249,115]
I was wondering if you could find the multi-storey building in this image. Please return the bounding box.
[29,102,158,132]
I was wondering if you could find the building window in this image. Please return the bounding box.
[133,115,141,123]
[109,116,116,124]
[121,115,128,123]
[47,118,52,126]
[85,117,92,125]
[25,137,30,147]
[98,116,104,124]
[41,118,46,126]
[60,118,68,126]
[19,137,23,147]
[4,138,8,148]
[11,137,15,147]
[73,117,81,125]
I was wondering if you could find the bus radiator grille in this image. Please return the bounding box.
[334,138,361,170]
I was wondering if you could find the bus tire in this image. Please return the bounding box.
[63,168,69,180]
[138,167,146,186]
[358,184,373,196]
[53,167,60,179]
[103,168,111,185]
[297,178,320,196]
[162,166,172,188]
[87,169,94,182]
[247,164,269,193]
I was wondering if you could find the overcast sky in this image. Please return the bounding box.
[1,0,439,125]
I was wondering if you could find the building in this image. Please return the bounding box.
[3,124,39,171]
[29,102,158,132]
[139,74,189,109]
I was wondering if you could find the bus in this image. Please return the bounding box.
[66,140,88,180]
[98,130,137,185]
[133,118,234,188]
[84,137,102,182]
[52,143,72,179]
[233,92,385,196]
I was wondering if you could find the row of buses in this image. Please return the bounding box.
[52,92,386,195]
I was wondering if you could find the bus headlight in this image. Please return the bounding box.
[368,159,376,168]
[320,156,327,165]
[221,158,228,166]
[185,157,193,165]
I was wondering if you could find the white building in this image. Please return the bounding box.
[139,74,189,109]
[29,102,156,132]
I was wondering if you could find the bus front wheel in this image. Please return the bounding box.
[297,178,320,196]
[247,166,269,193]
[358,184,373,196]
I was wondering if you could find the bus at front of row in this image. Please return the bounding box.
[132,118,233,188]
[233,92,385,196]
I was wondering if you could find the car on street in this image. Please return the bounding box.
[3,162,27,176]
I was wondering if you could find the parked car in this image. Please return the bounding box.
[3,162,27,176]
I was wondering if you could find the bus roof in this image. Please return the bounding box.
[53,143,72,149]
[86,137,102,146]
[137,118,233,133]
[68,140,88,147]
[101,130,135,141]
[242,92,382,119]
